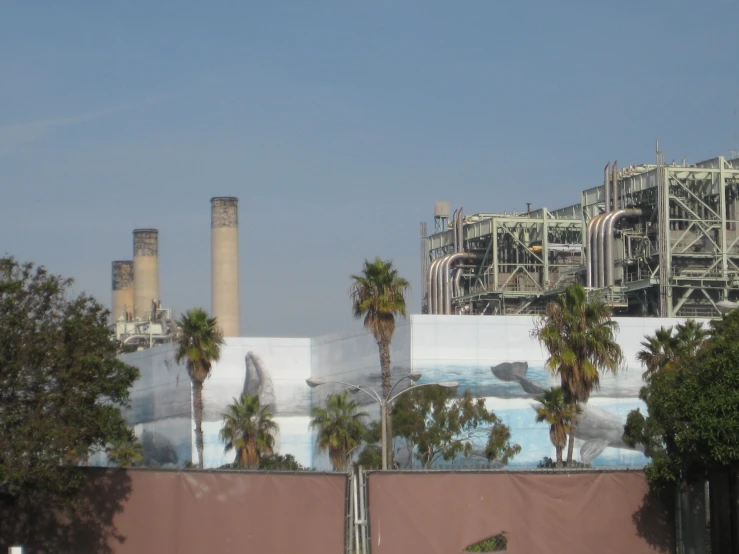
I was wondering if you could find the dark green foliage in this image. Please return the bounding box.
[536,456,590,469]
[623,314,739,491]
[106,435,144,468]
[219,454,307,471]
[392,386,520,468]
[0,258,139,546]
[258,454,307,471]
[464,532,508,552]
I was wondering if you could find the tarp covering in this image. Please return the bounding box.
[1,469,347,554]
[367,471,673,554]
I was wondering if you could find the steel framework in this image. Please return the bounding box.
[423,154,739,317]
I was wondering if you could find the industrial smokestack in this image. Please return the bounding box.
[133,229,160,321]
[111,260,134,323]
[211,197,240,337]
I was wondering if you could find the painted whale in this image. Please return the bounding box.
[490,362,642,464]
[244,352,276,412]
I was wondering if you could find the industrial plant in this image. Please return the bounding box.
[110,197,241,348]
[422,151,739,318]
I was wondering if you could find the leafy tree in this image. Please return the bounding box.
[106,434,144,468]
[353,420,383,470]
[310,392,368,471]
[621,315,739,492]
[392,387,520,469]
[175,308,225,469]
[350,258,410,465]
[534,387,578,468]
[0,258,139,530]
[531,284,623,466]
[258,453,306,471]
[220,394,278,469]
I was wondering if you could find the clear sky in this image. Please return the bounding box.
[1,1,737,337]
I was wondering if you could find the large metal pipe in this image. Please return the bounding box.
[452,209,459,252]
[443,252,477,314]
[587,214,606,287]
[427,257,443,314]
[211,197,240,337]
[436,254,450,314]
[612,161,618,211]
[595,214,612,288]
[604,162,611,213]
[111,260,134,323]
[133,229,159,320]
[457,208,464,253]
[605,208,642,286]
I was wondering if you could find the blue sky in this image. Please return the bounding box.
[1,1,737,337]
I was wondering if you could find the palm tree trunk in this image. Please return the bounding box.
[566,401,578,467]
[556,447,563,468]
[378,340,393,468]
[192,380,205,469]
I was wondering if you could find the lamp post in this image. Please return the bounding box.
[306,373,459,470]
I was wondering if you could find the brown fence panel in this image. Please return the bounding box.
[1,469,347,554]
[367,471,673,554]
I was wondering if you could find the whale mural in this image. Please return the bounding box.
[491,362,643,464]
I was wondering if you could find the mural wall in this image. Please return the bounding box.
[121,315,703,471]
[409,315,708,468]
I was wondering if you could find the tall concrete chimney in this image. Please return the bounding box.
[211,197,240,337]
[133,229,159,320]
[111,260,134,323]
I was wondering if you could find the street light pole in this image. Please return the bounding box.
[306,374,459,470]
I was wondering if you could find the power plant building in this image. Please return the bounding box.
[113,151,739,471]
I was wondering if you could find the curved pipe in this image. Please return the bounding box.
[427,257,442,314]
[457,208,464,253]
[453,268,463,303]
[595,214,612,288]
[590,214,607,288]
[599,212,620,287]
[443,252,478,314]
[604,162,611,213]
[605,208,642,286]
[612,161,618,211]
[587,213,607,287]
[452,209,459,252]
[435,254,451,314]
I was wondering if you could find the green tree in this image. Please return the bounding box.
[310,392,368,471]
[106,434,144,468]
[0,258,139,527]
[219,394,278,470]
[258,453,306,471]
[392,387,520,469]
[534,387,578,468]
[350,258,410,464]
[175,308,225,469]
[531,284,623,467]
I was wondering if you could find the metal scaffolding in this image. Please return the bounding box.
[423,154,739,317]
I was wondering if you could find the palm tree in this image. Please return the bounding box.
[637,326,677,378]
[531,284,623,467]
[637,320,706,379]
[107,435,144,468]
[220,394,278,469]
[175,308,225,469]
[310,392,368,471]
[350,258,409,464]
[534,387,578,468]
